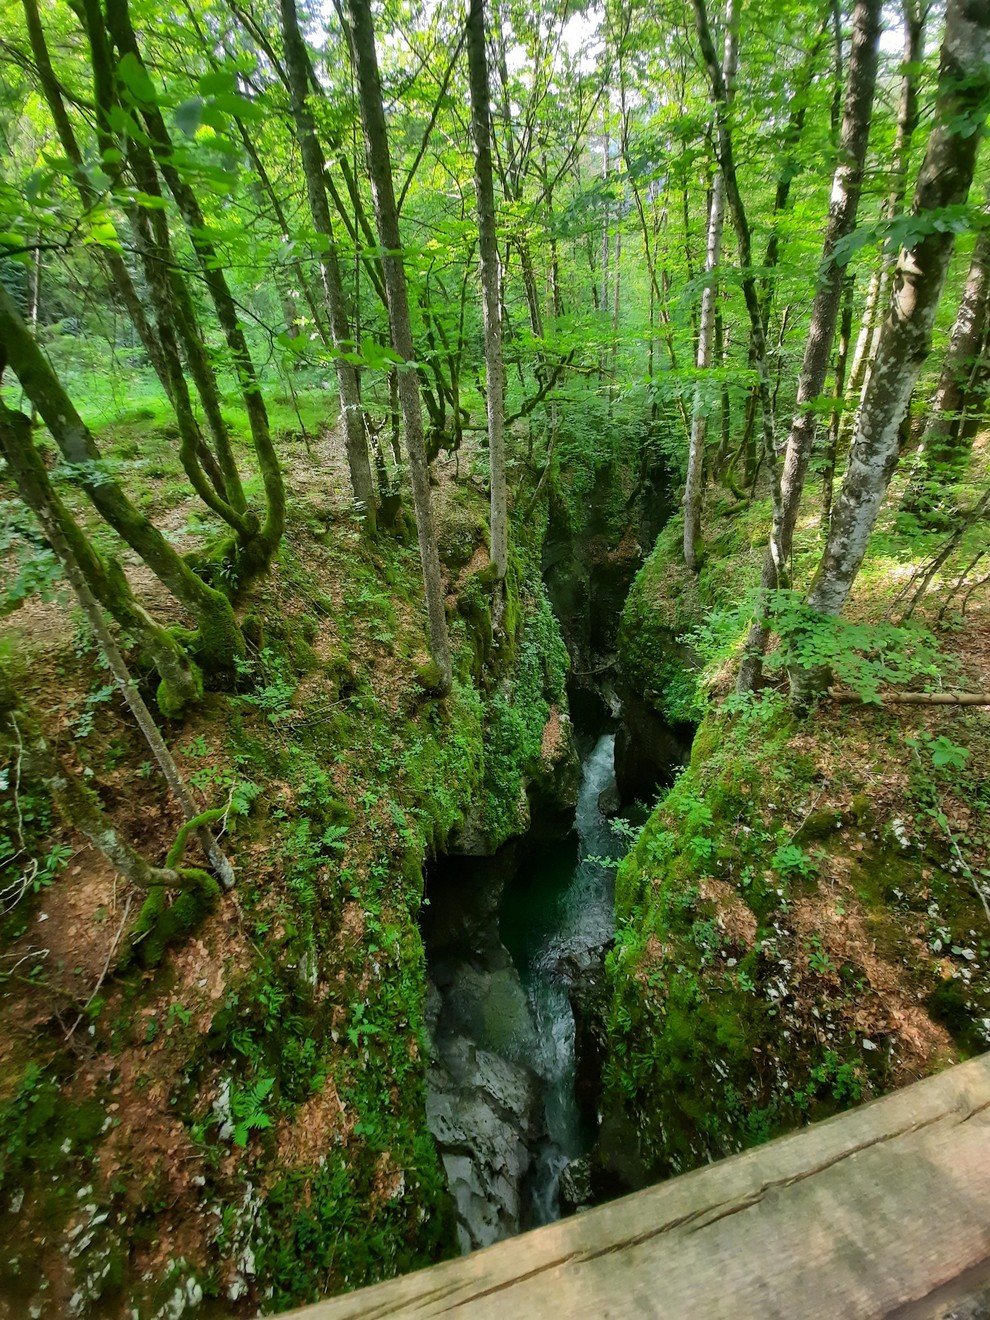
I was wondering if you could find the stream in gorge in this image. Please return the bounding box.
[423,732,623,1250]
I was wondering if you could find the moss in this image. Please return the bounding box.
[794,808,845,843]
[601,695,895,1183]
[124,876,220,969]
[0,470,582,1316]
[926,979,985,1056]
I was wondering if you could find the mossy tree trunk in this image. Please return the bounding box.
[0,284,244,675]
[0,401,202,716]
[102,0,286,578]
[22,497,235,889]
[76,0,243,512]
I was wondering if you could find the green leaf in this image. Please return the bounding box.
[116,52,157,104]
[211,91,264,122]
[174,97,204,138]
[199,70,237,96]
[24,169,55,205]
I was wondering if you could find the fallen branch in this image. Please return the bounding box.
[828,689,990,706]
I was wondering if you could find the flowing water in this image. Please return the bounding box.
[500,733,622,1224]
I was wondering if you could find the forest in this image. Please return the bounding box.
[0,0,988,1313]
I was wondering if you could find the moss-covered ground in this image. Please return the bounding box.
[0,402,577,1317]
[602,442,990,1185]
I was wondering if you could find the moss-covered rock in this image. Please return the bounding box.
[598,691,980,1193]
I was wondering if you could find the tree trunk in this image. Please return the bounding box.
[907,198,990,501]
[692,0,782,554]
[683,166,728,571]
[843,0,926,432]
[51,767,216,893]
[822,272,856,534]
[280,0,377,532]
[7,447,234,888]
[0,401,202,716]
[791,0,990,710]
[76,0,242,510]
[0,285,244,674]
[467,0,508,582]
[103,0,285,576]
[683,1,738,572]
[737,0,882,692]
[345,0,452,694]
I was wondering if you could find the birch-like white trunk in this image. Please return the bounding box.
[683,0,737,573]
[736,0,882,692]
[792,0,990,708]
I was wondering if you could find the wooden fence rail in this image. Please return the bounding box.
[280,1052,990,1319]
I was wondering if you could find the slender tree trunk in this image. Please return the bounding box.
[684,2,737,572]
[609,229,622,415]
[692,0,782,553]
[3,431,233,887]
[104,0,285,575]
[78,0,243,511]
[467,0,508,582]
[757,10,833,338]
[684,168,728,570]
[345,0,452,693]
[844,0,926,428]
[280,0,377,532]
[51,766,218,894]
[737,0,882,691]
[791,0,990,709]
[907,202,990,500]
[22,0,182,444]
[822,272,856,534]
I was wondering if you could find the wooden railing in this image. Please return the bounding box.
[281,1052,990,1319]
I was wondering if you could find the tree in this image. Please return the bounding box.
[0,402,234,888]
[0,284,245,674]
[279,0,377,532]
[344,0,452,694]
[466,0,507,583]
[0,399,202,716]
[737,0,883,691]
[692,0,783,570]
[683,0,737,573]
[791,0,990,709]
[904,189,990,512]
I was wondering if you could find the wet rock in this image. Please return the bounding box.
[614,690,692,806]
[425,951,543,1253]
[567,943,612,1133]
[558,1155,593,1215]
[598,782,621,818]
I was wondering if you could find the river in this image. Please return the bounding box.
[500,732,622,1225]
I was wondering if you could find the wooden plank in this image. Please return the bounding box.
[278,1053,990,1319]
